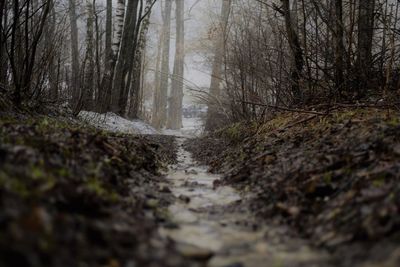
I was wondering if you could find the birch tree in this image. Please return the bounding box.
[112,0,126,56]
[110,0,140,115]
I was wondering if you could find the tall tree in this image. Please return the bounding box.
[281,0,304,103]
[8,0,52,106]
[128,0,155,119]
[69,0,80,109]
[167,0,185,130]
[47,1,58,101]
[112,0,126,56]
[0,0,6,86]
[82,0,95,110]
[110,0,140,115]
[356,0,375,95]
[205,0,231,131]
[334,0,345,96]
[152,0,172,129]
[151,27,163,127]
[98,0,113,112]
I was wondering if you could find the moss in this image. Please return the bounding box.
[372,177,385,188]
[0,171,30,198]
[387,116,400,127]
[323,172,333,184]
[85,177,119,202]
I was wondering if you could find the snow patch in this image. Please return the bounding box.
[78,111,159,135]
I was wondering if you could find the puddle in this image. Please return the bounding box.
[159,137,330,267]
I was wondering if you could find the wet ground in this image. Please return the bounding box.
[2,111,398,266]
[160,138,332,267]
[183,110,400,267]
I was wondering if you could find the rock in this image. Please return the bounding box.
[175,243,214,261]
[178,195,191,203]
[160,186,172,193]
[162,221,180,229]
[144,199,159,209]
[185,169,198,175]
[392,144,400,156]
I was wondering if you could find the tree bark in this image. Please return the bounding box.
[334,0,344,96]
[82,0,95,110]
[0,0,7,85]
[152,0,172,129]
[110,0,139,115]
[98,0,114,112]
[167,0,185,130]
[69,0,80,109]
[47,2,58,101]
[281,0,304,104]
[151,27,163,127]
[128,0,154,119]
[112,0,126,56]
[356,0,375,96]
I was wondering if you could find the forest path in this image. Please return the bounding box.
[159,137,331,267]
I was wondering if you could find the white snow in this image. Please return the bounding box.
[78,111,159,135]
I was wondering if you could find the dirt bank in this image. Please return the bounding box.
[0,114,192,267]
[185,108,400,267]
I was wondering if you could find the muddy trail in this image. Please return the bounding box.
[1,110,399,267]
[160,137,332,267]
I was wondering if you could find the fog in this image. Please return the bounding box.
[145,0,222,105]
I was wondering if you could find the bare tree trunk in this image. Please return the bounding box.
[334,0,345,96]
[167,0,185,130]
[69,0,80,109]
[385,2,399,95]
[9,0,52,106]
[98,0,113,112]
[110,0,139,115]
[356,0,375,96]
[205,0,231,131]
[281,0,304,104]
[0,0,7,85]
[151,27,163,127]
[380,0,389,92]
[47,1,58,101]
[93,0,102,105]
[128,0,154,119]
[152,0,172,129]
[82,0,95,110]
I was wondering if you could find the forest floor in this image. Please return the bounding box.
[1,107,399,267]
[185,107,400,267]
[0,113,199,267]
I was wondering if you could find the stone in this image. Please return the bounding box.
[175,243,214,261]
